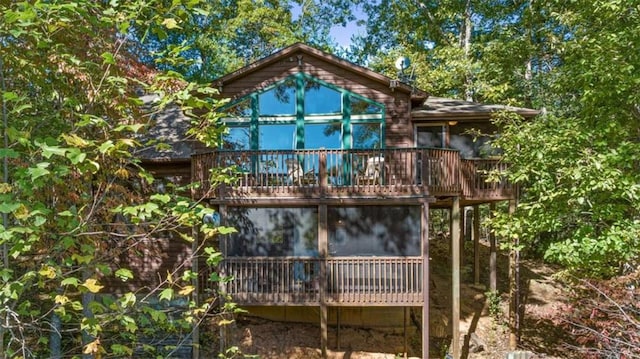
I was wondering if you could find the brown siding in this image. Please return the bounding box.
[104,232,193,294]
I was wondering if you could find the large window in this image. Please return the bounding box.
[304,123,341,149]
[450,124,501,159]
[225,207,318,257]
[352,123,382,149]
[221,73,384,151]
[328,206,421,256]
[304,83,341,115]
[258,81,296,116]
[416,125,445,148]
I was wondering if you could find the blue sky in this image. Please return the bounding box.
[330,16,365,47]
[291,4,366,48]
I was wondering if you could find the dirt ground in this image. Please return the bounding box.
[213,239,577,359]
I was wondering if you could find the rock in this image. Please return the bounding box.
[468,332,486,353]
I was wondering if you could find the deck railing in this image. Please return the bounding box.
[191,148,512,200]
[210,257,424,306]
[460,159,515,200]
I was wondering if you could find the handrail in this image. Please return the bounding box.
[191,148,512,200]
[210,257,424,305]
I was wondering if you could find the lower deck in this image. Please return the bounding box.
[205,257,425,306]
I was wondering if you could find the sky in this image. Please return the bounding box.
[291,4,366,48]
[330,16,365,48]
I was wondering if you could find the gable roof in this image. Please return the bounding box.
[136,94,196,162]
[412,96,540,120]
[213,43,428,101]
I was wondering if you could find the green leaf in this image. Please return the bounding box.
[150,194,171,204]
[121,292,137,308]
[0,202,21,214]
[28,162,51,180]
[98,140,114,154]
[0,148,19,158]
[2,91,18,101]
[60,277,79,287]
[100,52,116,65]
[111,344,133,356]
[115,268,134,281]
[40,144,68,159]
[159,288,174,302]
[66,148,86,164]
[217,226,237,235]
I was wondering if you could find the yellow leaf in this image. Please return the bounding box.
[14,204,30,220]
[114,168,129,179]
[83,339,101,354]
[166,271,173,284]
[178,285,194,296]
[162,18,181,29]
[82,278,104,293]
[54,295,69,305]
[61,133,89,148]
[38,266,56,279]
[0,183,12,193]
[218,319,235,326]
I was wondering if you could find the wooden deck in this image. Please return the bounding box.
[204,257,424,306]
[191,148,514,203]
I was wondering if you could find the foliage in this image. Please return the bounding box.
[130,0,359,82]
[485,290,503,321]
[491,0,640,278]
[351,0,559,106]
[353,0,640,278]
[0,0,237,357]
[560,272,640,358]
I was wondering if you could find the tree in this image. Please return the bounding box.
[0,1,235,357]
[492,0,640,277]
[350,0,560,107]
[130,0,358,82]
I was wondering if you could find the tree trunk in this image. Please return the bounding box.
[463,0,473,101]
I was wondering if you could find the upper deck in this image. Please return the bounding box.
[191,147,514,206]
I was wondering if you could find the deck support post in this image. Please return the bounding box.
[403,307,408,358]
[218,205,228,355]
[421,202,430,359]
[473,204,480,285]
[337,308,341,350]
[318,204,328,358]
[459,206,465,274]
[489,203,497,292]
[508,199,520,350]
[451,197,461,359]
[320,305,328,358]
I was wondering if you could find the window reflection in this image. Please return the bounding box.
[259,81,296,116]
[223,126,250,150]
[449,125,502,159]
[328,206,421,256]
[416,126,444,148]
[226,99,252,118]
[220,75,385,151]
[226,207,318,257]
[260,124,296,150]
[352,123,381,149]
[304,123,341,149]
[351,96,383,115]
[304,81,341,115]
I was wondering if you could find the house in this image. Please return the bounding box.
[146,43,537,358]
